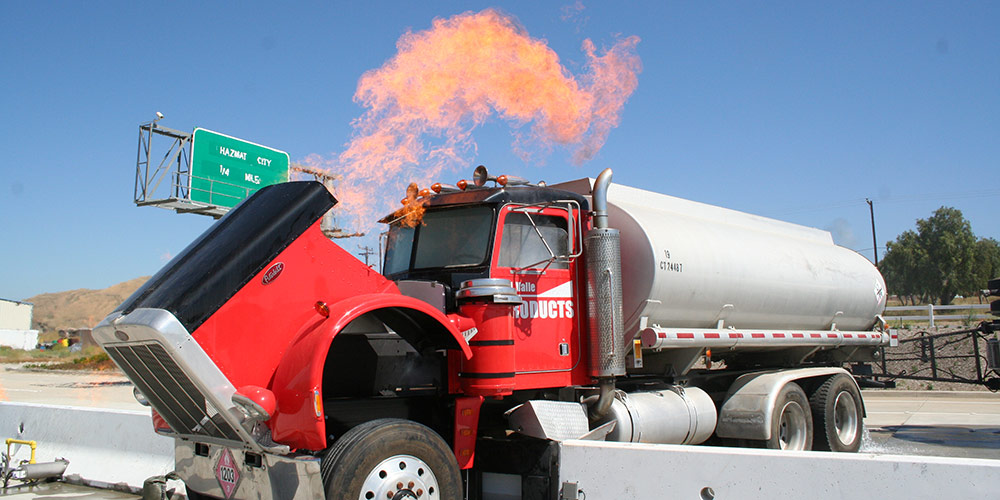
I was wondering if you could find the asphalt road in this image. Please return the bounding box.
[0,365,141,410]
[860,390,1000,459]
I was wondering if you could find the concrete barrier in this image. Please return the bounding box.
[0,402,174,491]
[559,439,1000,499]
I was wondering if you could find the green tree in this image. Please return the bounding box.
[973,238,1000,300]
[916,207,977,304]
[879,207,983,305]
[880,230,926,305]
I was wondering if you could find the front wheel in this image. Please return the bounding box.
[321,419,462,500]
[765,382,813,451]
[810,374,864,452]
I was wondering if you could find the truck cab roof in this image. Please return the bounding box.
[381,185,589,223]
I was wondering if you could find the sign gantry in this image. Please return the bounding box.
[134,122,288,218]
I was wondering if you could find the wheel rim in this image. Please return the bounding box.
[777,401,808,450]
[359,455,440,500]
[833,391,859,445]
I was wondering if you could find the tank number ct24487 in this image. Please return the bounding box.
[658,249,683,273]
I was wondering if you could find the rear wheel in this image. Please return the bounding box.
[766,382,813,451]
[810,374,863,452]
[321,418,461,500]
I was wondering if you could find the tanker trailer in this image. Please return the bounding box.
[545,174,889,453]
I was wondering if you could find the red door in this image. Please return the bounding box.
[491,204,581,389]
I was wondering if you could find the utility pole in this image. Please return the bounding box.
[866,198,878,266]
[358,245,377,269]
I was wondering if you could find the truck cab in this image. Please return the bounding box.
[381,182,592,393]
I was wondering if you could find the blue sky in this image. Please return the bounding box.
[1,1,998,301]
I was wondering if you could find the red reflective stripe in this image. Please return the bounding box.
[827,333,838,338]
[677,333,695,339]
[773,333,786,338]
[658,332,667,339]
[811,333,822,338]
[729,333,743,339]
[751,333,765,339]
[705,333,720,339]
[792,333,804,338]
[844,334,853,338]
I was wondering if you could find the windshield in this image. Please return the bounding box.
[498,212,568,269]
[384,205,495,276]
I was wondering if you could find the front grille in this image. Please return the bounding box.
[106,342,242,441]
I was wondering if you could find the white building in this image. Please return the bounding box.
[0,298,38,350]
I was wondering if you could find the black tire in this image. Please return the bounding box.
[809,374,864,452]
[765,382,813,451]
[321,419,461,500]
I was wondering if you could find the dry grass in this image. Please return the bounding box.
[0,345,81,363]
[27,351,117,371]
[1,345,116,371]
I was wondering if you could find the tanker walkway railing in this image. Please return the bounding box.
[884,304,991,327]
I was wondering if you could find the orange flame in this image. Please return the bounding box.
[392,183,428,228]
[303,8,641,233]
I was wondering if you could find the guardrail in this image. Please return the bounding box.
[884,304,991,327]
[558,440,1000,499]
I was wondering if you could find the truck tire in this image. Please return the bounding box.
[809,374,863,452]
[321,418,462,500]
[766,382,813,451]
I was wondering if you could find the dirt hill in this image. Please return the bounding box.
[27,277,149,335]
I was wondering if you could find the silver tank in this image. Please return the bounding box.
[602,387,717,445]
[554,178,887,334]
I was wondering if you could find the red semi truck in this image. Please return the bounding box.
[94,167,891,500]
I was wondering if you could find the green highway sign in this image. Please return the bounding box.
[189,128,289,208]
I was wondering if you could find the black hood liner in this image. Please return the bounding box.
[117,181,336,333]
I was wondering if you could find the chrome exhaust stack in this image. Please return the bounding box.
[585,168,626,420]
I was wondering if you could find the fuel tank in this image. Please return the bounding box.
[554,178,887,334]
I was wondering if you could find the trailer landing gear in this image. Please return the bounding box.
[322,419,461,500]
